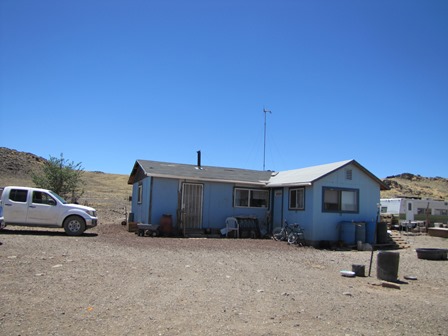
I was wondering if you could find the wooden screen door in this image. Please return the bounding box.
[181,183,203,229]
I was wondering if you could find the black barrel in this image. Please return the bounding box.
[376,222,389,244]
[377,251,399,282]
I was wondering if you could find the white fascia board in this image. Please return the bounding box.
[146,173,268,186]
[267,182,313,188]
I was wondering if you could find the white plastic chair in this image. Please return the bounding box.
[225,217,239,238]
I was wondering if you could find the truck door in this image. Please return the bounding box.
[3,188,29,224]
[27,191,59,225]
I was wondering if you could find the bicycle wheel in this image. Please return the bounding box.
[287,232,298,245]
[272,227,285,241]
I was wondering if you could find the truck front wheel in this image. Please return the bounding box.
[63,216,86,236]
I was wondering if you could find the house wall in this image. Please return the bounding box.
[131,177,151,223]
[202,182,233,228]
[133,177,270,230]
[196,181,270,230]
[309,163,380,245]
[150,178,180,225]
[274,186,314,235]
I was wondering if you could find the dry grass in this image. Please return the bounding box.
[0,170,132,225]
[381,176,448,200]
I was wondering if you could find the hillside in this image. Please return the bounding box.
[0,147,132,224]
[381,173,448,200]
[0,148,447,223]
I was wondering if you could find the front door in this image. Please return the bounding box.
[181,183,203,229]
[272,188,284,231]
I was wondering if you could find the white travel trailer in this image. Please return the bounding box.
[380,197,448,222]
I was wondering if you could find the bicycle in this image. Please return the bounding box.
[287,224,305,246]
[272,221,305,245]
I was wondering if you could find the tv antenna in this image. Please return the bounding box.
[263,107,271,171]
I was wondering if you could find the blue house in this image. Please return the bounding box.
[128,158,388,246]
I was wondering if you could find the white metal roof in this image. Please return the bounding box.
[267,160,353,187]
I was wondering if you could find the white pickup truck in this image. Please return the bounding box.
[0,186,97,236]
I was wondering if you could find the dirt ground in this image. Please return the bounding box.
[1,223,447,336]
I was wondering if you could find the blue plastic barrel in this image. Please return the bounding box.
[355,222,366,243]
[339,221,356,245]
[366,221,376,244]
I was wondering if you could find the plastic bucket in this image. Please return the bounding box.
[377,251,399,282]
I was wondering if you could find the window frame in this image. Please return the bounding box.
[322,187,359,213]
[234,188,269,209]
[289,187,305,210]
[137,183,143,204]
[9,189,28,203]
[32,191,57,206]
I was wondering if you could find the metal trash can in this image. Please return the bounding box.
[377,251,399,282]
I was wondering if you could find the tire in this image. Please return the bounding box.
[272,227,285,241]
[63,216,86,236]
[0,219,5,230]
[287,232,298,245]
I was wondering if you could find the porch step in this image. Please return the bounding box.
[183,228,222,239]
[376,231,411,250]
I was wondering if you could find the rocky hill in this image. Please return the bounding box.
[382,173,448,200]
[0,147,447,211]
[0,147,46,184]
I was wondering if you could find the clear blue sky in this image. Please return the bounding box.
[1,0,447,178]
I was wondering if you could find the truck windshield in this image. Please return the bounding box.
[50,191,67,204]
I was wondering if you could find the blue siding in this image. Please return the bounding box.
[133,178,270,230]
[202,182,233,229]
[310,163,380,244]
[131,177,151,223]
[130,161,381,244]
[274,186,314,237]
[150,178,179,225]
[201,182,269,230]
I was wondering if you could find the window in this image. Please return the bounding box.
[137,184,143,204]
[289,188,305,210]
[9,189,28,203]
[234,188,269,208]
[417,208,428,215]
[32,191,56,205]
[381,206,388,213]
[323,187,358,213]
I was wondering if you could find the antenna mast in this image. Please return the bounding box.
[263,107,271,171]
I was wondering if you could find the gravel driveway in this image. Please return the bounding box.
[1,224,447,336]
